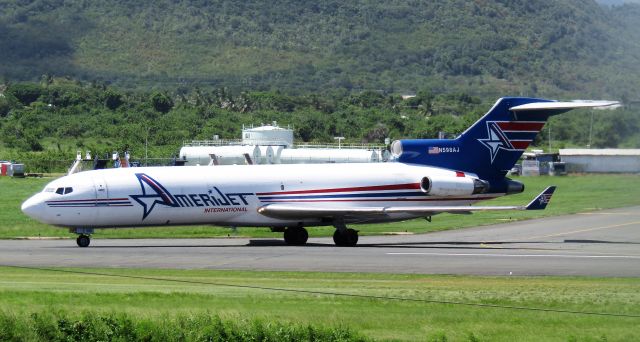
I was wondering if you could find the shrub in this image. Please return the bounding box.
[0,311,370,342]
[7,83,43,106]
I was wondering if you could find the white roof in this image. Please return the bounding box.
[559,149,640,156]
[244,125,290,131]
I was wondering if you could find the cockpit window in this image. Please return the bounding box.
[54,187,74,195]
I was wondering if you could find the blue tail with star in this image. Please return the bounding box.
[396,97,573,180]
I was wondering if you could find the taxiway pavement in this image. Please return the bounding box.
[1,206,639,276]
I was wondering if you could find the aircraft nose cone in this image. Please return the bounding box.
[21,195,45,222]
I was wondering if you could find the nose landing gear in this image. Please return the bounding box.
[76,234,91,247]
[70,228,94,247]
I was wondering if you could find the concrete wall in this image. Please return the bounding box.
[561,155,640,173]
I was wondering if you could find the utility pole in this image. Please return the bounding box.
[145,126,150,166]
[588,110,594,148]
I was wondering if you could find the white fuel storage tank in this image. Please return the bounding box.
[278,148,379,164]
[242,124,293,147]
[179,146,261,166]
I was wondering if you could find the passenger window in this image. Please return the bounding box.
[55,188,64,195]
[64,187,73,194]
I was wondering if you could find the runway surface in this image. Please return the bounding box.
[1,206,639,276]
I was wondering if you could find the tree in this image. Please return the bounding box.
[7,84,42,106]
[104,89,123,110]
[151,92,174,113]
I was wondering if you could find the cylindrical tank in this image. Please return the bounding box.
[379,149,391,162]
[258,146,275,164]
[242,125,293,147]
[271,146,284,164]
[179,146,261,165]
[9,164,24,177]
[278,148,378,164]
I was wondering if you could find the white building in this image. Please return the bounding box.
[559,149,640,173]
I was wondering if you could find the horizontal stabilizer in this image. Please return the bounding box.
[509,101,620,112]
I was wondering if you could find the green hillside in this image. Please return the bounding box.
[1,0,639,98]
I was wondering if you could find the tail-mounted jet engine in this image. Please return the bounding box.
[420,176,489,196]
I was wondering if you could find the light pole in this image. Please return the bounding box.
[588,110,594,148]
[334,136,345,149]
[145,125,150,166]
[548,122,551,151]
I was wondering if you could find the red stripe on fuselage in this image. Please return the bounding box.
[497,122,545,131]
[256,183,422,196]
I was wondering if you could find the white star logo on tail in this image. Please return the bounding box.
[478,122,514,163]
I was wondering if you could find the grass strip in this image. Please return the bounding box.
[0,266,638,341]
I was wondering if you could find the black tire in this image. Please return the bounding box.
[284,227,308,245]
[76,235,90,248]
[333,229,358,246]
[333,230,346,246]
[344,228,358,246]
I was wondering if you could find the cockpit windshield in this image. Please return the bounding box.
[47,187,73,195]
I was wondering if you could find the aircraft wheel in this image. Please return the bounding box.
[333,230,345,246]
[284,227,308,245]
[76,234,91,248]
[333,229,358,247]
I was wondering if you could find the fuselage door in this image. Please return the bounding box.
[93,176,109,220]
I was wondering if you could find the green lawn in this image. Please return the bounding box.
[1,174,639,239]
[0,266,638,341]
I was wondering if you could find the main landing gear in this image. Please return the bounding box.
[71,228,94,247]
[333,221,359,247]
[281,223,359,247]
[283,226,309,245]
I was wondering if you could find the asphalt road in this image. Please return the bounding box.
[1,206,639,277]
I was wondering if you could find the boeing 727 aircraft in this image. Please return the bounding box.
[21,97,618,247]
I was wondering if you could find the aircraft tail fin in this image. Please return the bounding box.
[394,98,619,180]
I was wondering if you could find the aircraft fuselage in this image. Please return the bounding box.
[21,163,498,229]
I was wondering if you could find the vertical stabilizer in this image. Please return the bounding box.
[394,97,618,180]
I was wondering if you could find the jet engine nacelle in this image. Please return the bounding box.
[420,176,489,197]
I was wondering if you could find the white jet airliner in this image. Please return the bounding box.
[21,97,618,247]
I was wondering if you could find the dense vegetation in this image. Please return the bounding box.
[0,311,366,341]
[1,79,638,172]
[0,0,639,99]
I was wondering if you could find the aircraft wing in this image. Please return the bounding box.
[257,186,556,220]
